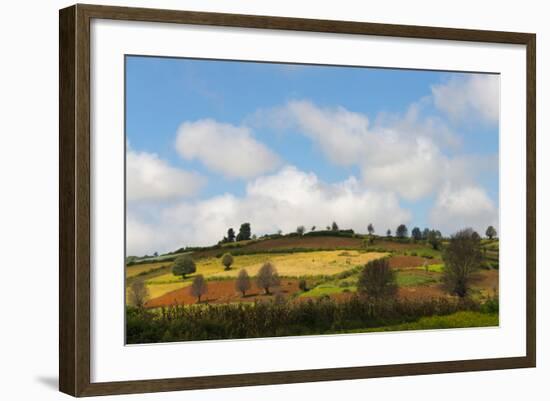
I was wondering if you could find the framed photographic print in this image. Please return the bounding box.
[59,4,536,397]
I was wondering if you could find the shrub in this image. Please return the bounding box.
[221,253,234,270]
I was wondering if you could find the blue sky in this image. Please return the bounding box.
[125,56,499,255]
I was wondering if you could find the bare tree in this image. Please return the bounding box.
[128,279,149,308]
[357,258,397,301]
[190,275,208,303]
[235,269,251,297]
[222,253,234,270]
[256,262,280,295]
[443,228,482,298]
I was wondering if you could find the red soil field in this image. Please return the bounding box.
[388,255,442,268]
[145,279,301,308]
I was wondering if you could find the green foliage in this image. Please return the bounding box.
[298,278,309,292]
[172,255,196,279]
[236,222,251,242]
[126,296,488,343]
[331,221,339,231]
[221,253,234,270]
[357,258,398,300]
[411,227,422,241]
[367,223,375,235]
[485,226,497,239]
[396,224,408,238]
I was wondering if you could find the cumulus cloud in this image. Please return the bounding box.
[431,74,500,125]
[259,100,468,201]
[127,148,205,202]
[126,166,411,255]
[175,119,280,179]
[429,184,498,235]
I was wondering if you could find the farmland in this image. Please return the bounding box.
[126,230,499,343]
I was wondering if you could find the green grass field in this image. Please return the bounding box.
[337,311,499,333]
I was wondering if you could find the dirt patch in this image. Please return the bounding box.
[471,269,499,292]
[398,285,448,301]
[388,255,442,269]
[145,279,301,307]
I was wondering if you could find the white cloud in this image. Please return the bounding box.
[429,184,498,235]
[127,148,204,202]
[175,119,280,179]
[431,74,500,125]
[264,100,466,201]
[126,166,411,255]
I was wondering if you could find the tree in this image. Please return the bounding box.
[396,224,408,239]
[256,262,280,295]
[236,222,251,241]
[227,228,236,242]
[427,229,442,250]
[128,279,149,308]
[357,258,398,301]
[153,251,158,257]
[222,253,234,270]
[190,275,207,303]
[296,225,305,236]
[422,228,430,240]
[367,223,374,235]
[486,226,497,240]
[172,255,196,279]
[411,227,422,241]
[331,221,339,232]
[386,229,392,237]
[442,228,482,298]
[311,225,316,232]
[235,269,251,297]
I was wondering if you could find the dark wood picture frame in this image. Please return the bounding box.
[59,3,536,397]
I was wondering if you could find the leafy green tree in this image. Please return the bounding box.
[396,224,408,238]
[443,228,482,298]
[386,229,391,237]
[190,275,207,303]
[256,262,280,295]
[367,223,375,235]
[411,227,422,241]
[486,226,497,240]
[427,230,442,250]
[296,225,305,236]
[227,228,236,242]
[311,225,316,232]
[235,269,251,297]
[172,255,196,279]
[236,223,251,241]
[222,253,234,270]
[331,221,339,232]
[357,258,398,301]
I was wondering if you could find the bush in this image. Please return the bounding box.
[298,279,308,292]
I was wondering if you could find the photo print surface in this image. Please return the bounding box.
[125,56,500,344]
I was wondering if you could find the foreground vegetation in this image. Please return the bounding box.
[126,295,498,343]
